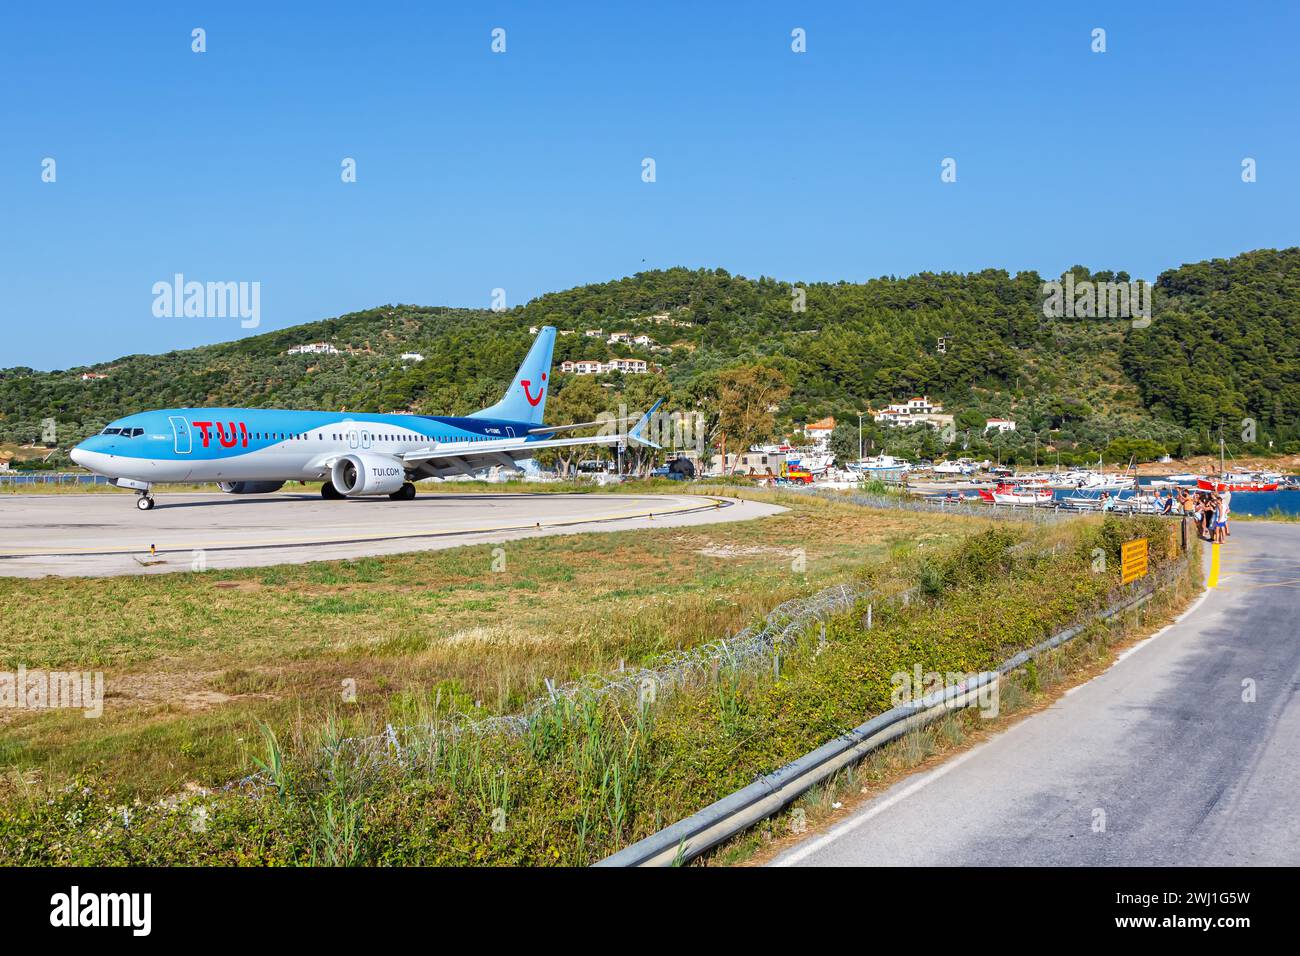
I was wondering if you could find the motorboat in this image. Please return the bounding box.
[848,454,912,478]
[977,483,1055,506]
[1061,490,1163,513]
[932,458,976,476]
[785,451,833,476]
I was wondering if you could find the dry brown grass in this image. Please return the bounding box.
[0,489,996,797]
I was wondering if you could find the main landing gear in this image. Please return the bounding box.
[320,481,417,501]
[136,492,155,511]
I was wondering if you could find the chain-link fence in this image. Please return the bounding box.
[0,472,110,489]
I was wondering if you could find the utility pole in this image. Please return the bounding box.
[857,412,864,463]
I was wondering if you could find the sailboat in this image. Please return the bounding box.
[1197,436,1278,492]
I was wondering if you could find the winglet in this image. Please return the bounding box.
[627,399,664,450]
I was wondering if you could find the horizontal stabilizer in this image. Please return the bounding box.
[627,399,664,450]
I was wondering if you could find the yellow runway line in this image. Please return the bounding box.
[0,496,728,557]
[1207,542,1220,588]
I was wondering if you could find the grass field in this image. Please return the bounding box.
[0,500,1191,865]
[0,487,985,801]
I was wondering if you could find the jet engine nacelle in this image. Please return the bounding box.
[217,481,286,494]
[330,454,407,496]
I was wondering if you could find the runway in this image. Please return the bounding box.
[0,491,783,578]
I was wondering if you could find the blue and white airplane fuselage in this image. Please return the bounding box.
[69,327,661,510]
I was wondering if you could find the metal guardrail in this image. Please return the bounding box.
[596,559,1188,867]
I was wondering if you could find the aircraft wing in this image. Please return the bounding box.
[401,400,663,470]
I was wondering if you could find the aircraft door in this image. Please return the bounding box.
[169,416,192,454]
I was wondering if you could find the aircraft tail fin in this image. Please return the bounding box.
[469,327,556,424]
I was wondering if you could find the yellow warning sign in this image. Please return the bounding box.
[1121,538,1149,584]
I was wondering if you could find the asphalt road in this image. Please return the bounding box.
[774,521,1300,866]
[0,491,782,577]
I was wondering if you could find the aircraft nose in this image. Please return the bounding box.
[70,446,88,467]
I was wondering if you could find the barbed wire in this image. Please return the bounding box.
[786,485,1076,522]
[334,578,875,759]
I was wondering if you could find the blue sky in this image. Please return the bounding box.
[2,1,1296,370]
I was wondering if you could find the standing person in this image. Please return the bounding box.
[1221,488,1232,538]
[1215,493,1228,544]
[1161,489,1175,515]
[1177,488,1193,540]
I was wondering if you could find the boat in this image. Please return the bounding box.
[932,458,976,476]
[1196,436,1279,492]
[1040,463,1137,491]
[785,451,833,477]
[1061,490,1163,513]
[848,454,912,479]
[1197,473,1279,492]
[977,483,1055,506]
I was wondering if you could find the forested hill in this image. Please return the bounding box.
[3,247,1298,457]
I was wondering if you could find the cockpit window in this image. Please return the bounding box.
[102,427,143,437]
[101,427,122,435]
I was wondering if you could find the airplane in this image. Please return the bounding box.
[69,326,662,511]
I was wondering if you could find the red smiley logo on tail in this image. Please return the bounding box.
[521,371,546,407]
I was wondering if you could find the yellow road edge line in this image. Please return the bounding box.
[1207,542,1220,588]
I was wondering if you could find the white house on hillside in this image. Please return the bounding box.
[558,359,649,375]
[872,396,952,430]
[804,416,836,446]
